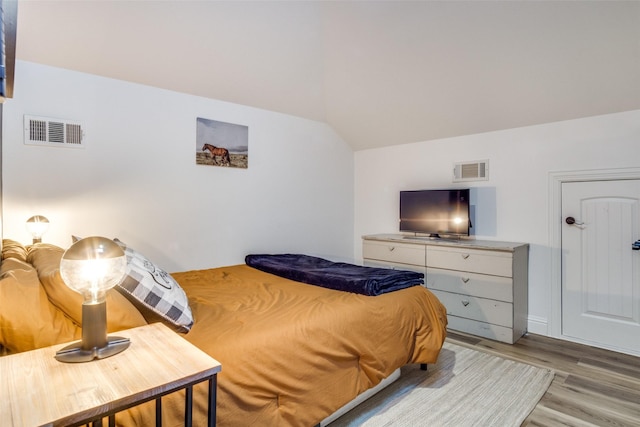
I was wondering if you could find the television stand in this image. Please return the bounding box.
[401,235,439,241]
[401,234,468,242]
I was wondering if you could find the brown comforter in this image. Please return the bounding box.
[120,264,447,426]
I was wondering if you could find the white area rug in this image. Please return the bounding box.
[330,342,554,427]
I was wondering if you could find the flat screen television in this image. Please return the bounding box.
[399,189,471,237]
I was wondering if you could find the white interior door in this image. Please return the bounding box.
[562,179,640,355]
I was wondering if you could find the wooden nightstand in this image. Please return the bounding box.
[0,323,222,426]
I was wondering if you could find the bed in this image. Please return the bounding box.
[0,239,447,426]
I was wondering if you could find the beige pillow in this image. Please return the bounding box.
[0,265,81,354]
[1,239,29,262]
[0,257,35,276]
[27,244,147,333]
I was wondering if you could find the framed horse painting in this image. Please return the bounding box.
[196,117,249,168]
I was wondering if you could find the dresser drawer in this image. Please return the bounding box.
[426,267,513,302]
[364,259,426,274]
[363,241,426,266]
[431,289,513,328]
[427,247,512,277]
[446,316,515,344]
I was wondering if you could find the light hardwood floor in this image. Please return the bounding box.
[446,331,640,427]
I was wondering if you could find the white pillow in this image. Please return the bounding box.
[113,239,194,333]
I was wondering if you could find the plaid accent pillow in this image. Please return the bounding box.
[114,239,194,333]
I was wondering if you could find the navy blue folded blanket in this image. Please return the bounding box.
[245,254,424,296]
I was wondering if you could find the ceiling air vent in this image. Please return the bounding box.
[453,160,489,182]
[24,115,85,148]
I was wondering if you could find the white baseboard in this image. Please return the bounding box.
[527,315,548,336]
[527,315,640,356]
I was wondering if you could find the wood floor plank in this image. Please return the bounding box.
[578,356,640,378]
[523,405,601,427]
[540,380,640,427]
[562,375,640,410]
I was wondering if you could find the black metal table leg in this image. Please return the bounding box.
[208,376,217,427]
[185,385,193,426]
[156,397,162,427]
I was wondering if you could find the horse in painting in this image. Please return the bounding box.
[202,143,231,166]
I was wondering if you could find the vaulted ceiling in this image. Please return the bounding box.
[15,1,640,151]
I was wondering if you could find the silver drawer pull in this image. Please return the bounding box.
[461,253,470,259]
[461,300,470,307]
[388,246,395,252]
[461,277,470,284]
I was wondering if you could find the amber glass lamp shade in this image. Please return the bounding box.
[55,236,130,363]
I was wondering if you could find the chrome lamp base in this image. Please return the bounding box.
[55,337,131,363]
[55,336,130,363]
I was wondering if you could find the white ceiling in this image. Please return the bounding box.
[15,1,640,151]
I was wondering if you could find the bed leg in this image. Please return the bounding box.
[420,363,428,371]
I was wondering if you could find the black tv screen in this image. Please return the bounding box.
[399,189,470,237]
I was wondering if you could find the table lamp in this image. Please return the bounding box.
[55,236,131,363]
[26,215,49,243]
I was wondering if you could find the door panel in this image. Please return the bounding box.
[562,180,640,354]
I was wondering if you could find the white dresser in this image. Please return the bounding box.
[362,234,529,344]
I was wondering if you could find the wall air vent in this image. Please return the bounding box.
[24,115,85,148]
[453,160,489,182]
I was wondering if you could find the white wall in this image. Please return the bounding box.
[2,61,355,271]
[354,109,640,334]
[5,62,640,338]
